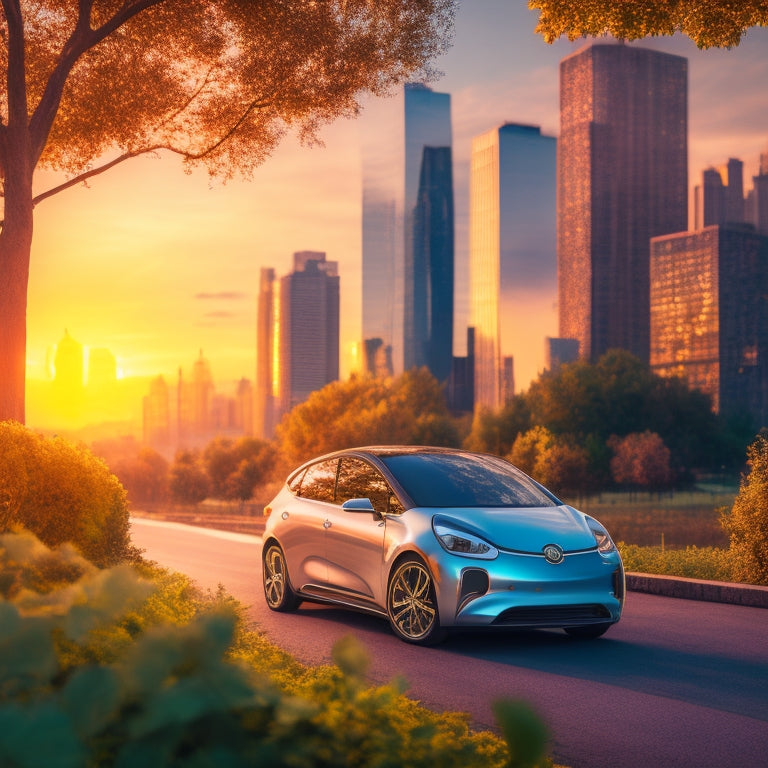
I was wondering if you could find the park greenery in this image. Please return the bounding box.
[529,0,768,49]
[0,0,455,424]
[0,529,551,767]
[101,352,753,509]
[0,355,767,763]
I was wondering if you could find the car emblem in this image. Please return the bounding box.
[543,544,564,564]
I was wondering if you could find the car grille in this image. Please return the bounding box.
[492,604,611,627]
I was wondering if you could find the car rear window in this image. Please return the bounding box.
[380,453,559,508]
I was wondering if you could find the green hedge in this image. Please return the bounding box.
[0,531,552,768]
[619,543,733,581]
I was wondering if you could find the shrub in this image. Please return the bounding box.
[618,543,733,582]
[0,532,552,768]
[0,421,135,566]
[721,435,768,585]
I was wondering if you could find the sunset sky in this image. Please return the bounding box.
[25,2,768,417]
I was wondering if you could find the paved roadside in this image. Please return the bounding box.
[131,510,768,609]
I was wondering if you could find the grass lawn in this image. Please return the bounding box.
[562,485,738,549]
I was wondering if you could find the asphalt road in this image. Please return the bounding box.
[131,518,768,768]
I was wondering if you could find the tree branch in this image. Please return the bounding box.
[29,0,166,162]
[18,84,274,217]
[29,147,160,209]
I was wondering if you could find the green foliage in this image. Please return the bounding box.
[721,435,768,585]
[111,447,170,505]
[169,450,210,505]
[618,543,733,582]
[479,351,733,481]
[0,421,135,566]
[0,531,551,768]
[203,437,278,501]
[529,0,767,49]
[276,368,460,467]
[465,399,532,456]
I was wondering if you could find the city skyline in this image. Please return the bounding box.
[24,3,768,431]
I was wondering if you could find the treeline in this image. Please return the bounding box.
[98,352,754,507]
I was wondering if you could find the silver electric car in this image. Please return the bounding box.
[262,446,624,645]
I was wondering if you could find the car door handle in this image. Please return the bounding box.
[323,519,332,529]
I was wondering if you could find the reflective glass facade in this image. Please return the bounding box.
[559,43,688,363]
[279,252,340,412]
[470,124,557,409]
[361,84,453,377]
[651,226,768,423]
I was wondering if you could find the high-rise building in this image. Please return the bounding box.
[255,267,278,439]
[279,251,340,412]
[747,143,768,235]
[469,123,557,409]
[407,145,454,380]
[558,42,688,363]
[694,159,746,229]
[361,83,453,377]
[650,225,768,424]
[143,375,171,450]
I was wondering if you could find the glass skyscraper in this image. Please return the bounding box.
[279,252,340,412]
[650,226,768,424]
[558,42,688,363]
[361,83,453,379]
[469,123,557,409]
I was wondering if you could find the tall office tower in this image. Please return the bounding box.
[694,168,726,230]
[469,123,557,409]
[694,159,746,229]
[724,158,745,224]
[407,145,454,379]
[650,226,768,424]
[558,42,687,363]
[143,375,171,451]
[279,251,340,412]
[361,82,453,377]
[190,350,213,434]
[748,144,768,235]
[255,267,278,439]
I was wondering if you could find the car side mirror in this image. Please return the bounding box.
[341,498,381,518]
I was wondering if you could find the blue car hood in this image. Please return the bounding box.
[434,505,598,554]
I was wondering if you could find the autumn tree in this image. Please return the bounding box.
[0,0,455,423]
[110,446,170,504]
[721,435,768,585]
[529,0,767,49]
[276,368,459,467]
[608,430,674,493]
[508,426,592,499]
[169,449,209,505]
[203,435,277,500]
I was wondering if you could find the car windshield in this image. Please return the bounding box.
[380,453,560,508]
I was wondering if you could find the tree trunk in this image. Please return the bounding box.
[0,151,34,424]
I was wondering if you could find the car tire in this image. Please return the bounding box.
[386,557,446,645]
[263,542,301,611]
[564,622,612,639]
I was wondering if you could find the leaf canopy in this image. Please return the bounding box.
[529,0,768,49]
[0,0,455,193]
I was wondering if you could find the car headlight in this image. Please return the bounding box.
[587,518,616,554]
[433,523,499,560]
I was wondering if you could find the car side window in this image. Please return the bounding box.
[288,468,306,495]
[336,457,403,517]
[297,459,338,503]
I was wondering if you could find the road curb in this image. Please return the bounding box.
[626,572,768,608]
